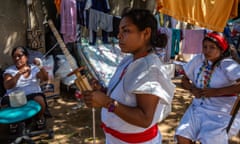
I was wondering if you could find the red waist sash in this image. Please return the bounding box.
[101,122,158,143]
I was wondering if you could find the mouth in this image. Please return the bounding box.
[15,61,22,66]
[204,54,210,58]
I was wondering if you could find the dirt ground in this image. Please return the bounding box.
[1,78,240,144]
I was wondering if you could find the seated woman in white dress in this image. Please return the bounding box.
[1,46,49,130]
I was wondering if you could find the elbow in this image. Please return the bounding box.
[3,82,15,90]
[142,123,152,128]
[42,73,49,81]
[141,118,153,128]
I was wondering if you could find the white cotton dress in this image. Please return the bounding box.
[101,53,176,144]
[175,54,240,144]
[3,64,42,95]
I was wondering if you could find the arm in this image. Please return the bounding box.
[200,79,240,97]
[90,78,107,93]
[233,56,240,64]
[181,74,202,98]
[113,94,159,128]
[83,91,159,128]
[230,46,240,64]
[36,67,49,82]
[3,68,29,90]
[34,58,49,82]
[3,73,21,90]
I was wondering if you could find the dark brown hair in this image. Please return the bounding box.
[121,9,168,48]
[11,46,29,57]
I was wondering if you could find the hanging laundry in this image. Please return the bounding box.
[110,16,121,38]
[88,0,111,45]
[182,29,205,54]
[60,0,77,43]
[171,29,181,59]
[88,8,113,32]
[157,0,238,32]
[76,0,87,26]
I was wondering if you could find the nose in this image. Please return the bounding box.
[203,47,211,53]
[117,32,121,39]
[117,30,123,40]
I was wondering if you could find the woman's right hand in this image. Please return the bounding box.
[90,79,102,90]
[191,87,202,98]
[82,90,111,108]
[90,78,107,92]
[181,75,192,90]
[181,75,202,98]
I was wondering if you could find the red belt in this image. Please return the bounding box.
[101,122,158,143]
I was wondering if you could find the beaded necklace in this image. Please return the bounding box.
[195,60,220,88]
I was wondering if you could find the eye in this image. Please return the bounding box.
[123,28,130,33]
[13,54,25,59]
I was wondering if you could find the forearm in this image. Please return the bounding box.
[106,100,154,128]
[88,91,156,128]
[38,68,49,81]
[199,80,240,98]
[214,83,240,96]
[4,73,21,89]
[181,75,193,90]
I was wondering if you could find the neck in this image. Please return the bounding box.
[133,51,149,60]
[133,48,152,60]
[16,64,28,70]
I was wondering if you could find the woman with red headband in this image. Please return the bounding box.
[175,32,240,144]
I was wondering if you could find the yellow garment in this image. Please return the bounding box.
[157,0,238,32]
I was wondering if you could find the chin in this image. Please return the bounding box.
[15,64,23,69]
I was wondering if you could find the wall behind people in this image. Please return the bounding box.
[0,1,26,68]
[0,0,45,69]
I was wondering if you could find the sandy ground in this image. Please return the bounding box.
[1,78,239,144]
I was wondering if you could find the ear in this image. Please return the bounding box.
[143,27,151,40]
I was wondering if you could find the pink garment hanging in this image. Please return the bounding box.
[182,30,205,54]
[60,0,77,43]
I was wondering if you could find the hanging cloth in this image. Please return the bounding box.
[26,0,45,50]
[60,0,77,43]
[157,0,238,32]
[182,29,205,54]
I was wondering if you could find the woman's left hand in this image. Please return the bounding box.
[33,58,43,69]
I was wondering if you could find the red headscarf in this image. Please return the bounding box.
[206,32,229,52]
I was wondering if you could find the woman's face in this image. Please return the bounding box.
[117,17,150,57]
[12,48,28,68]
[202,40,223,62]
